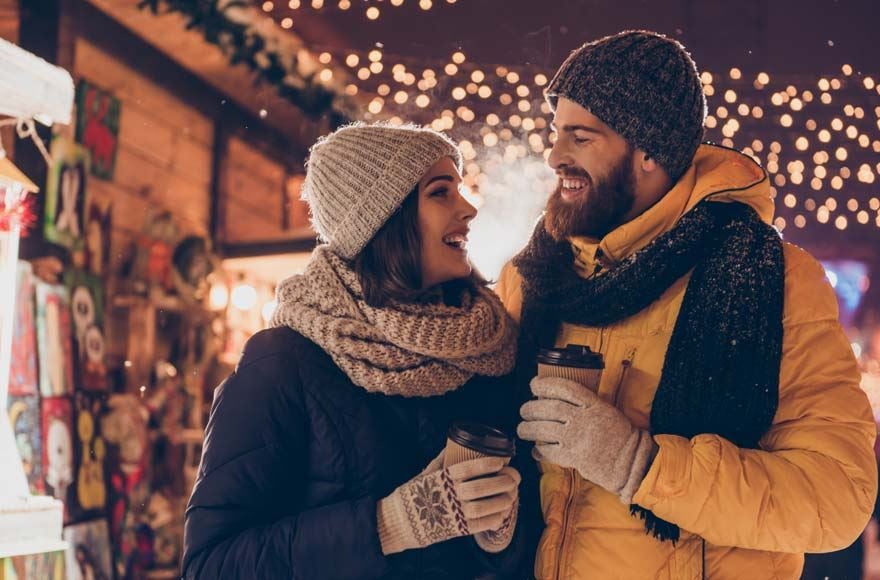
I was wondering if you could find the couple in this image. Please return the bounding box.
[182,31,877,579]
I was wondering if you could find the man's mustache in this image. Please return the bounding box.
[556,168,592,184]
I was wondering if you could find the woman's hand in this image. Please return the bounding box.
[377,456,518,554]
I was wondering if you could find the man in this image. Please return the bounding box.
[498,30,878,579]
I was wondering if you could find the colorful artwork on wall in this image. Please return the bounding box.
[35,282,75,397]
[44,136,90,251]
[75,80,120,180]
[83,199,113,277]
[1,549,65,580]
[101,394,152,578]
[63,519,113,580]
[65,268,107,391]
[41,397,74,521]
[9,261,38,396]
[7,394,45,495]
[68,392,108,522]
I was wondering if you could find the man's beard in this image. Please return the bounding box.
[545,149,637,241]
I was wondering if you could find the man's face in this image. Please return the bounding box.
[545,98,637,241]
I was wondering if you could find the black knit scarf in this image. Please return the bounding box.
[513,201,785,542]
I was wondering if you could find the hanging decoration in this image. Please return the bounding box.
[75,80,120,181]
[138,0,358,124]
[43,136,90,251]
[0,158,38,236]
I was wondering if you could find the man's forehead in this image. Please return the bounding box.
[552,99,611,133]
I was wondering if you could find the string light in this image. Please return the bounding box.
[259,18,876,230]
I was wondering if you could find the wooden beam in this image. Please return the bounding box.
[219,238,317,259]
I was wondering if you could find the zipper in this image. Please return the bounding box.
[612,347,637,408]
[553,468,577,580]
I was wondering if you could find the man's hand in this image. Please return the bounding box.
[517,376,658,504]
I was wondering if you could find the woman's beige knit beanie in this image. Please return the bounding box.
[303,122,463,260]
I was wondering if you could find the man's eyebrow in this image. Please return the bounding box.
[550,123,604,135]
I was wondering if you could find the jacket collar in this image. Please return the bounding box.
[570,143,774,278]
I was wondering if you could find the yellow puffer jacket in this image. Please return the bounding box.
[497,144,877,579]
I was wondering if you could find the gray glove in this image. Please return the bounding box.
[377,454,519,555]
[517,376,658,504]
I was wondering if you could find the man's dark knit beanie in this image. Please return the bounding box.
[545,30,707,181]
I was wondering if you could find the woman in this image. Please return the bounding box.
[182,123,534,579]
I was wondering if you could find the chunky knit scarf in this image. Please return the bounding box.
[271,245,517,397]
[513,201,785,542]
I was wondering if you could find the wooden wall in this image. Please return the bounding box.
[222,136,286,243]
[0,0,17,158]
[73,37,214,276]
[0,0,17,43]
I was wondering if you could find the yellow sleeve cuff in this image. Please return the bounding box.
[632,434,694,507]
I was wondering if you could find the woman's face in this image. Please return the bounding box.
[417,157,476,289]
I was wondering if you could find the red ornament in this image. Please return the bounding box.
[0,193,36,237]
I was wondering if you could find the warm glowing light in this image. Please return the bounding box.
[262,300,277,323]
[209,284,228,310]
[231,284,258,311]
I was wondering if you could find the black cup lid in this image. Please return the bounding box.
[537,344,604,369]
[448,421,515,457]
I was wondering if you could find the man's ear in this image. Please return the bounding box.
[637,150,662,173]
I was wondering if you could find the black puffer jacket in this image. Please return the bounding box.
[183,327,539,579]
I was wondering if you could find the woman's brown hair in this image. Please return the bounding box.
[353,186,485,307]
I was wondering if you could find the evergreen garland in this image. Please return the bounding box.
[139,0,355,125]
